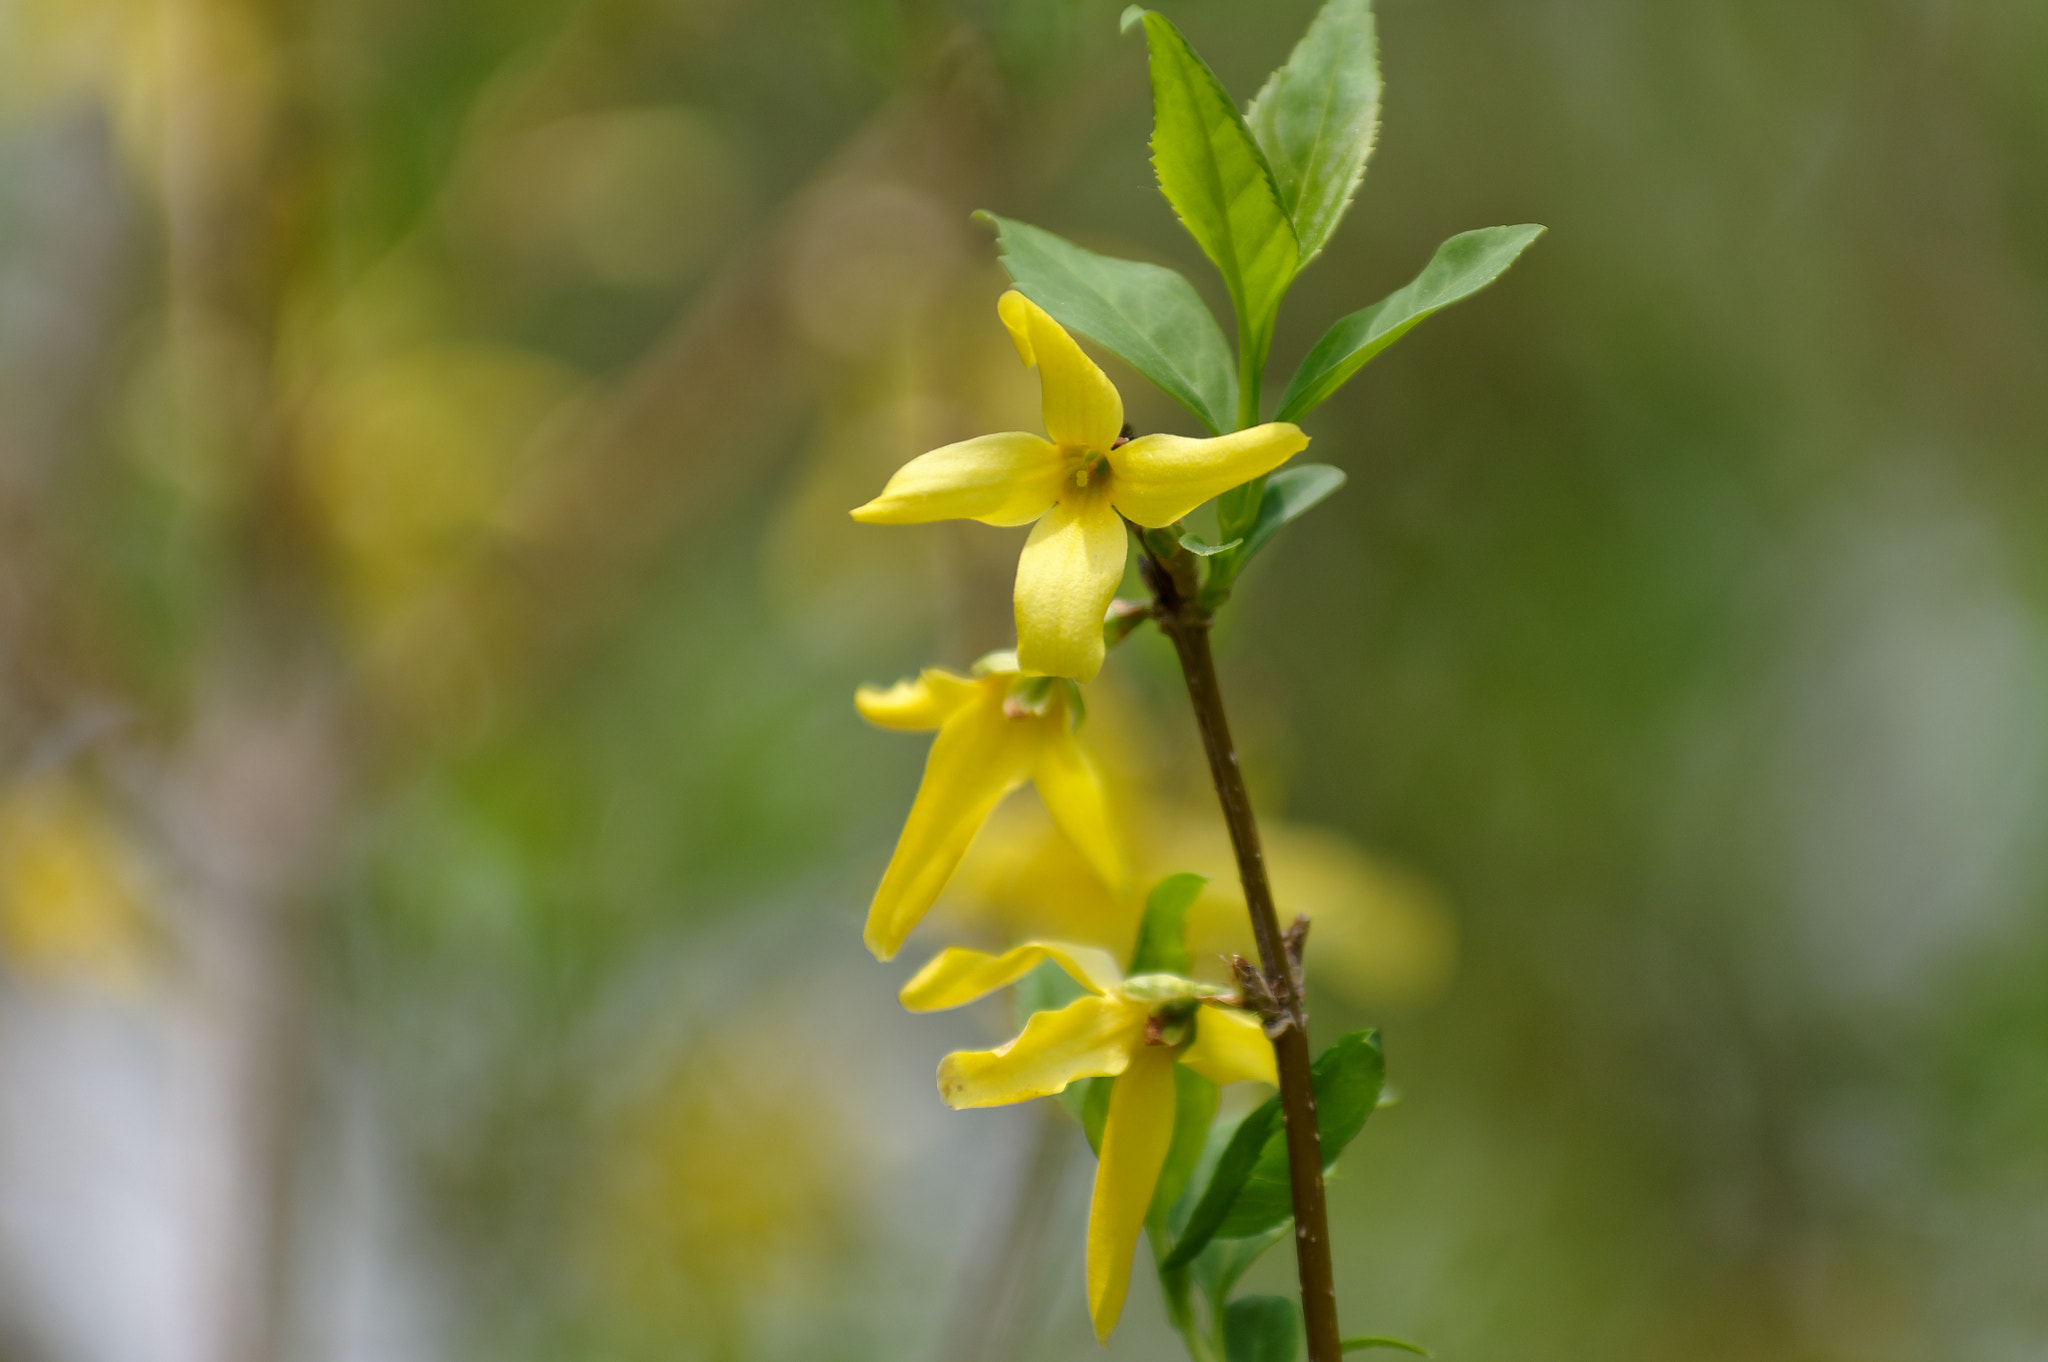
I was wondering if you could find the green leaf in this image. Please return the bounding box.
[1191,1222,1289,1309]
[1240,463,1346,562]
[1276,224,1545,423]
[1247,0,1380,262]
[1341,1338,1432,1357]
[1179,532,1243,558]
[1131,872,1208,975]
[1213,1029,1384,1238]
[1159,1098,1282,1269]
[1151,1065,1220,1225]
[1225,1296,1303,1362]
[1203,463,1347,603]
[979,212,1238,435]
[1137,11,1299,374]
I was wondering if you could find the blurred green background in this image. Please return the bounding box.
[1,1,2045,1360]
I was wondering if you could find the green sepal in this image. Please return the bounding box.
[1201,464,1348,606]
[1057,677,1086,727]
[1004,674,1058,716]
[1341,1339,1432,1357]
[1226,1296,1303,1362]
[979,212,1237,435]
[1276,224,1545,423]
[1247,0,1381,263]
[1131,872,1208,976]
[1138,10,1299,385]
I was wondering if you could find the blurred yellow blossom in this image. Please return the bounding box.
[901,940,1274,1340]
[577,1030,859,1351]
[936,779,1457,1010]
[297,343,585,642]
[857,652,1122,960]
[0,776,154,994]
[852,292,1306,681]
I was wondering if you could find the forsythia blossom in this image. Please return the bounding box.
[851,292,1307,681]
[856,652,1121,961]
[901,940,1276,1341]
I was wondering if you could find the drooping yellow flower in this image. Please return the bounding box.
[857,653,1123,961]
[851,292,1308,681]
[901,940,1276,1341]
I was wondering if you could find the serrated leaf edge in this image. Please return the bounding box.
[1246,0,1381,263]
[1142,12,1300,328]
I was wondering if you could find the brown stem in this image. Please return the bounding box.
[1138,538,1342,1362]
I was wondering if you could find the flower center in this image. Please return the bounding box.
[1063,447,1110,492]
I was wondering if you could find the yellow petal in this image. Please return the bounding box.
[899,940,1124,1011]
[1107,423,1310,528]
[1177,1005,1278,1087]
[1013,491,1125,683]
[997,289,1037,367]
[937,993,1149,1108]
[850,431,1065,527]
[1086,1044,1178,1342]
[1031,725,1125,891]
[854,669,984,731]
[864,693,1046,960]
[998,291,1123,452]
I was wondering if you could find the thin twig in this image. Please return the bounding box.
[1138,533,1344,1362]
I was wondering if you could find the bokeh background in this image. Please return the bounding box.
[1,0,2045,1359]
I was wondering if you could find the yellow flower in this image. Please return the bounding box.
[901,939,1277,1342]
[857,653,1123,961]
[850,292,1308,681]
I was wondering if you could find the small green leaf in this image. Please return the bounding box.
[1240,463,1346,562]
[1151,1065,1220,1225]
[1225,1296,1302,1362]
[1213,1029,1384,1238]
[980,212,1238,435]
[1247,0,1380,262]
[1341,1338,1432,1357]
[1179,532,1244,557]
[1131,872,1208,975]
[1139,11,1299,368]
[1119,4,1145,34]
[1276,224,1545,423]
[1159,1099,1282,1269]
[1202,464,1347,603]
